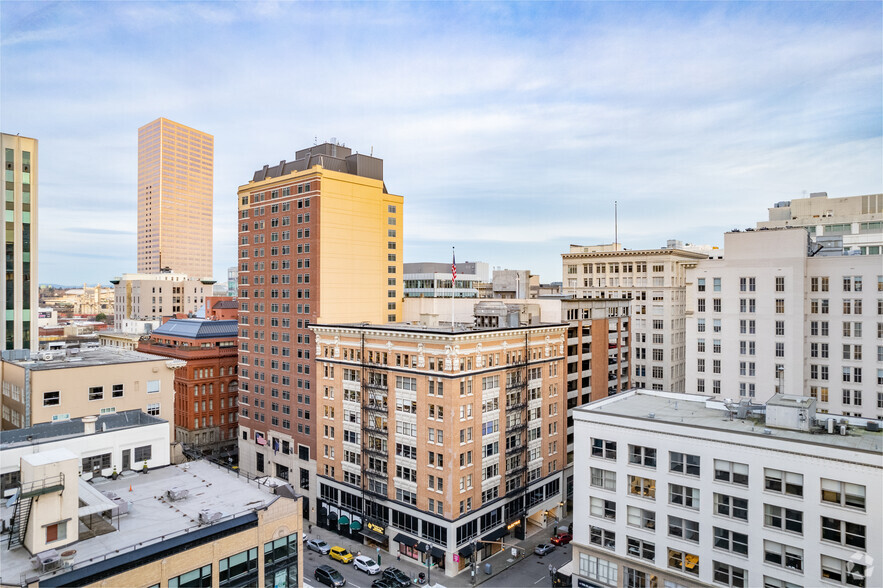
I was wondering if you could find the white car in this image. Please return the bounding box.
[353,555,381,574]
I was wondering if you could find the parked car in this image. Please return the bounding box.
[307,539,332,555]
[315,565,346,587]
[330,546,355,564]
[534,543,555,556]
[382,567,413,588]
[354,555,381,574]
[550,532,573,546]
[371,580,395,588]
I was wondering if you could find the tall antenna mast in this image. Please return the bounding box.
[614,201,618,249]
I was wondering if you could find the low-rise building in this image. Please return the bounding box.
[404,261,489,298]
[571,389,881,588]
[110,270,214,334]
[138,318,239,458]
[306,319,568,577]
[0,455,301,588]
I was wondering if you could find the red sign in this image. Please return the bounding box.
[453,554,460,563]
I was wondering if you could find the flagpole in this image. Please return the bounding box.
[451,247,456,331]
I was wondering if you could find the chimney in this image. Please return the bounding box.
[82,415,98,435]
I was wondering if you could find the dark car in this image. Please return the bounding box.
[382,567,413,588]
[315,564,346,587]
[371,580,395,588]
[550,532,573,546]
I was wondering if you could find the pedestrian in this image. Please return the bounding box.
[308,524,313,533]
[548,564,553,576]
[398,553,401,561]
[552,566,557,577]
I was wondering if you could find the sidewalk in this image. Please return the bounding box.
[304,514,573,588]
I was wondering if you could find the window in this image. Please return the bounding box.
[670,452,700,476]
[591,438,617,459]
[629,445,657,467]
[626,506,655,530]
[591,468,616,491]
[822,555,867,587]
[698,278,706,292]
[112,384,124,398]
[45,521,67,544]
[714,459,748,485]
[713,562,746,587]
[821,479,865,509]
[147,402,160,416]
[714,493,748,520]
[628,475,656,499]
[82,453,111,472]
[88,386,104,401]
[713,527,748,555]
[764,504,803,534]
[667,549,699,576]
[626,536,655,562]
[43,391,60,406]
[590,497,616,520]
[668,516,700,542]
[669,484,699,510]
[147,380,160,394]
[775,276,785,291]
[169,565,213,588]
[763,540,803,572]
[590,526,616,550]
[821,517,866,549]
[764,468,803,496]
[580,553,618,587]
[219,548,259,586]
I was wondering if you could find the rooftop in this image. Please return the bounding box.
[2,347,169,371]
[1,410,166,448]
[311,320,566,336]
[576,390,883,454]
[152,319,238,339]
[0,460,284,586]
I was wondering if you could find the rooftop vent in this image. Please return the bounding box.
[166,487,189,501]
[199,509,222,525]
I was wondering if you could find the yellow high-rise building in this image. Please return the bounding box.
[137,118,214,279]
[235,141,403,518]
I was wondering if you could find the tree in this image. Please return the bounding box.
[95,313,107,322]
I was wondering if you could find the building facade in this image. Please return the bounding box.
[137,117,214,278]
[403,261,489,298]
[111,270,213,333]
[138,318,239,457]
[0,347,177,442]
[685,228,883,419]
[308,321,567,577]
[562,244,709,392]
[570,389,881,588]
[757,192,883,256]
[236,142,403,521]
[1,133,38,352]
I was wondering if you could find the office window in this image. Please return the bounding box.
[629,445,657,468]
[626,506,655,530]
[763,540,803,572]
[579,553,618,587]
[670,452,700,476]
[626,536,655,562]
[667,549,699,576]
[43,391,60,406]
[713,562,746,588]
[590,526,616,550]
[169,565,213,588]
[669,484,699,510]
[591,468,616,491]
[764,468,803,496]
[822,555,867,586]
[669,516,700,542]
[590,497,616,520]
[713,527,748,556]
[714,493,748,520]
[714,459,748,485]
[112,384,124,398]
[591,438,617,460]
[88,386,104,401]
[821,517,866,549]
[628,475,656,499]
[764,504,803,534]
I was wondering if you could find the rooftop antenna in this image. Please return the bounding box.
[614,201,618,250]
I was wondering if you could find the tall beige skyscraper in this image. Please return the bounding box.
[1,133,38,352]
[137,118,214,278]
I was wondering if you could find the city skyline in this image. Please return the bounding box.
[1,1,880,285]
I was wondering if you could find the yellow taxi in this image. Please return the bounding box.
[329,546,354,564]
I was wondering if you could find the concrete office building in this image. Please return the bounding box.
[236,142,403,523]
[685,228,883,419]
[562,243,710,392]
[403,261,489,298]
[1,133,38,352]
[0,455,301,588]
[137,118,214,279]
[308,319,568,577]
[570,389,881,588]
[111,270,213,333]
[138,318,239,457]
[758,192,883,256]
[0,347,178,443]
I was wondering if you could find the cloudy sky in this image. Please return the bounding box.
[1,1,880,286]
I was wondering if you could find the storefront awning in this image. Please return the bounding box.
[430,546,445,559]
[338,515,350,526]
[482,526,508,543]
[416,542,430,553]
[458,544,475,558]
[361,528,388,544]
[350,520,363,531]
[393,533,418,548]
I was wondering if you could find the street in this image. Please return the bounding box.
[476,543,572,588]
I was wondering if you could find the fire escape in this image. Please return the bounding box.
[503,333,529,540]
[359,333,389,539]
[7,474,65,550]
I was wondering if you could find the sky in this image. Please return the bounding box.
[1,1,880,286]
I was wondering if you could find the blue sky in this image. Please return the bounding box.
[1,1,880,285]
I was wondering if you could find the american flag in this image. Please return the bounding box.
[452,250,457,284]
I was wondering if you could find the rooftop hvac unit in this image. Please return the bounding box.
[866,421,881,432]
[199,509,222,525]
[166,487,189,501]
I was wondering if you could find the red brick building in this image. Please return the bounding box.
[206,296,238,320]
[138,318,239,458]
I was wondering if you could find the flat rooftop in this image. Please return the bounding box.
[1,410,166,448]
[312,321,566,335]
[0,460,282,586]
[576,391,883,454]
[3,347,168,371]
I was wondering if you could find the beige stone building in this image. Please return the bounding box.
[0,457,301,588]
[138,118,214,279]
[111,270,213,333]
[306,320,567,577]
[40,284,114,317]
[1,133,38,352]
[0,347,178,442]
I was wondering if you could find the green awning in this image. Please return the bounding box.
[338,515,350,525]
[350,520,362,531]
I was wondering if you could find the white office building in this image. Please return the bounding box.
[685,228,882,419]
[571,389,881,588]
